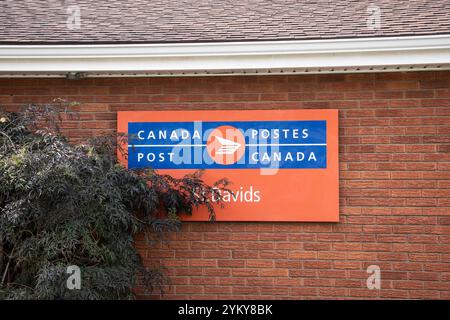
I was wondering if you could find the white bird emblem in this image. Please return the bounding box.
[214,136,242,155]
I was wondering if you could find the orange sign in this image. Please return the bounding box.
[118,109,339,222]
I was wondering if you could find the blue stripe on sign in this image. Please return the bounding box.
[127,120,327,169]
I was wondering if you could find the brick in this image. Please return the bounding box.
[289,269,317,278]
[260,287,289,296]
[246,259,274,268]
[203,269,231,277]
[246,277,275,286]
[334,261,362,270]
[289,251,317,259]
[317,251,343,260]
[276,279,304,289]
[303,243,332,251]
[260,269,289,277]
[259,250,288,259]
[420,80,449,89]
[79,103,110,112]
[318,287,348,297]
[175,286,204,294]
[3,72,450,300]
[275,260,301,269]
[290,287,318,297]
[217,260,245,268]
[190,277,217,285]
[218,277,244,286]
[406,90,434,98]
[176,250,202,259]
[204,286,232,294]
[409,290,440,299]
[231,250,258,259]
[304,261,333,269]
[190,259,218,267]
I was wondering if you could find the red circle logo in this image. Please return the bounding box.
[206,126,245,165]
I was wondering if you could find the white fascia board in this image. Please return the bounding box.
[0,34,449,75]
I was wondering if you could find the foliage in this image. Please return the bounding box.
[0,102,229,299]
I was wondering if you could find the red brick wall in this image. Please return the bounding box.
[1,71,449,299]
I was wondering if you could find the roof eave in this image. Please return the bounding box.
[0,34,450,77]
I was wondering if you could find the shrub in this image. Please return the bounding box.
[0,102,228,299]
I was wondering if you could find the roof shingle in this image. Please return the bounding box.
[0,0,449,44]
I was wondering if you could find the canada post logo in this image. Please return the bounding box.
[127,121,327,169]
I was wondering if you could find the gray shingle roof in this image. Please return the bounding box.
[1,0,449,44]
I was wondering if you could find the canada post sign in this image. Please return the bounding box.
[118,110,339,222]
[128,121,326,169]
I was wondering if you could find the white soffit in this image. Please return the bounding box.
[0,35,450,77]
